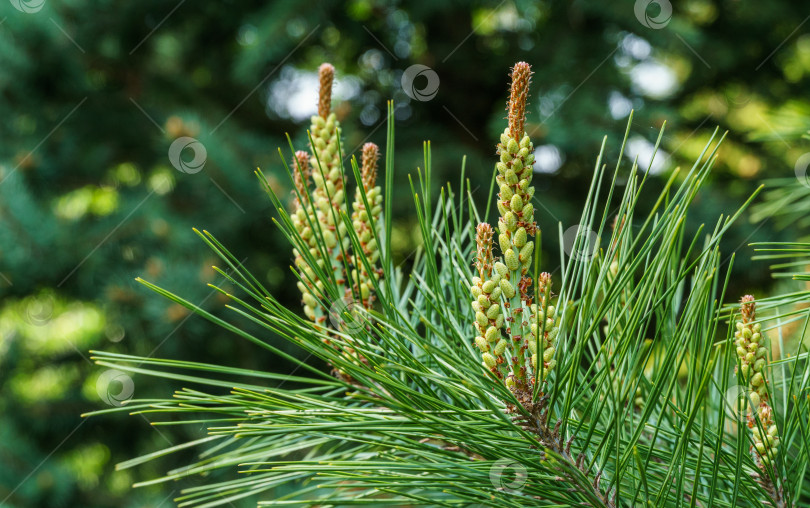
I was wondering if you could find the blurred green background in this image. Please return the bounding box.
[1,0,809,506]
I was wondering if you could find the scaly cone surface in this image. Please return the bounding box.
[470,62,560,398]
[309,63,348,294]
[349,142,383,306]
[735,296,780,469]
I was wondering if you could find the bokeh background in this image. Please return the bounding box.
[1,0,809,506]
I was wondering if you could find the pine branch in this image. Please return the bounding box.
[82,61,810,507]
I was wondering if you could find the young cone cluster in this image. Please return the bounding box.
[349,143,383,305]
[471,224,507,378]
[309,63,348,282]
[526,272,558,381]
[470,62,559,396]
[735,296,780,469]
[289,150,323,320]
[289,63,383,337]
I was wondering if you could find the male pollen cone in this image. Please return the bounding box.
[318,63,335,119]
[508,62,532,141]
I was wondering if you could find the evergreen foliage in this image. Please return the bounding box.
[4,2,810,506]
[88,62,810,507]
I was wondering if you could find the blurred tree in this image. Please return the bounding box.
[0,0,807,506]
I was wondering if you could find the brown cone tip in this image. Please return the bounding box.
[475,223,494,278]
[318,63,335,119]
[508,62,532,141]
[292,150,311,205]
[476,223,494,248]
[741,295,756,323]
[360,142,379,190]
[537,272,552,293]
